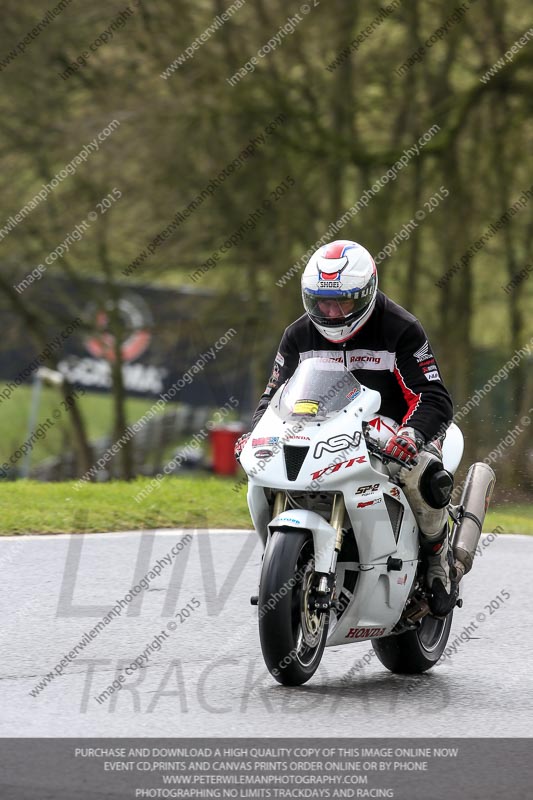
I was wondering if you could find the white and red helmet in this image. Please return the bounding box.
[301,240,378,342]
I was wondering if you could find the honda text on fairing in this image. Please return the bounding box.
[240,358,495,685]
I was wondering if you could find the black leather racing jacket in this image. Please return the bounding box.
[252,291,453,443]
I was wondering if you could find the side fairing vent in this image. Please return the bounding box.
[384,494,404,541]
[283,446,309,481]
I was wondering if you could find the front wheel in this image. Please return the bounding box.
[258,530,329,686]
[372,610,454,674]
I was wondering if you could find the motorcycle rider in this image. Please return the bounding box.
[235,239,458,616]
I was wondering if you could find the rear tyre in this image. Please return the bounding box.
[372,610,453,674]
[259,530,329,686]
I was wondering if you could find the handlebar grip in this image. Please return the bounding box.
[364,435,416,470]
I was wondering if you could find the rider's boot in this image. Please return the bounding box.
[422,524,459,616]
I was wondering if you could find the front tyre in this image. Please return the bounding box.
[259,530,329,686]
[372,611,454,674]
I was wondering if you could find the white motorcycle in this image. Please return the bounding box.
[241,358,495,685]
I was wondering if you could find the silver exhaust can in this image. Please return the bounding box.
[451,462,496,579]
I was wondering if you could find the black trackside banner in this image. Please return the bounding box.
[0,277,252,406]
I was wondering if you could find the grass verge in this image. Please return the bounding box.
[0,476,251,534]
[485,505,532,535]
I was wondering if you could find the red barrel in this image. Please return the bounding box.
[210,423,245,476]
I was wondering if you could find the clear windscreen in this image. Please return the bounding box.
[272,357,362,422]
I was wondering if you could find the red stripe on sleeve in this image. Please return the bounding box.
[394,365,421,424]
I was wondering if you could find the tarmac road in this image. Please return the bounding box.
[1,529,531,737]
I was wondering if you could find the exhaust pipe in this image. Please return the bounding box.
[451,463,496,581]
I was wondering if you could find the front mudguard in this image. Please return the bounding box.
[268,509,337,575]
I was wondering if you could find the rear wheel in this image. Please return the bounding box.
[258,530,329,685]
[372,610,453,673]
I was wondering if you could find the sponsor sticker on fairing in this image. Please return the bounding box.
[355,483,380,496]
[346,626,386,639]
[310,455,366,481]
[346,386,361,401]
[367,417,398,435]
[293,399,319,415]
[252,437,279,447]
[254,449,274,459]
[314,431,362,458]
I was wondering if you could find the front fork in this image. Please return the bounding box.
[272,491,287,518]
[311,493,345,614]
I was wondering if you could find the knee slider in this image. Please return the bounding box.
[420,461,453,508]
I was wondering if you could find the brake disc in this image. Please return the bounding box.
[299,563,324,647]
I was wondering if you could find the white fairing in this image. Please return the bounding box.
[243,360,464,647]
[442,423,464,473]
